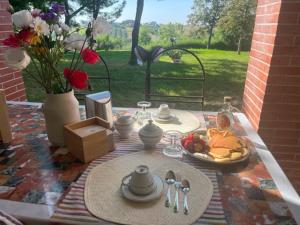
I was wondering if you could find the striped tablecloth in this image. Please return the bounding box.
[0,210,23,225]
[51,132,227,225]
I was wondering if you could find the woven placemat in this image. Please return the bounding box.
[84,151,213,225]
[134,109,201,133]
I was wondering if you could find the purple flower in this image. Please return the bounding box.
[51,3,65,15]
[40,12,58,24]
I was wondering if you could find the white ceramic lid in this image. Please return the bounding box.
[139,120,163,138]
[116,116,135,125]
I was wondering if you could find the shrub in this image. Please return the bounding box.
[95,35,124,50]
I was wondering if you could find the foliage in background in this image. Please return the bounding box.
[139,26,152,45]
[188,0,227,49]
[159,23,185,41]
[10,0,256,53]
[95,35,123,51]
[80,0,126,21]
[9,0,52,11]
[10,0,126,25]
[218,0,256,54]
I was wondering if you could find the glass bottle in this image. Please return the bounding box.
[217,96,240,130]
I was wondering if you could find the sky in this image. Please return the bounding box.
[116,0,194,24]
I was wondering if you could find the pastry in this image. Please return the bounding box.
[214,157,231,163]
[206,128,249,162]
[230,152,243,160]
[210,135,243,149]
[241,148,249,157]
[208,148,231,159]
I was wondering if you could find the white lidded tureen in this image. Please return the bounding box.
[139,120,163,149]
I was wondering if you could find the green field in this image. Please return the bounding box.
[23,49,249,111]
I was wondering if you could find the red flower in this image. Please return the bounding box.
[64,68,88,90]
[17,29,33,44]
[2,35,20,48]
[63,68,73,79]
[80,48,100,64]
[70,70,88,89]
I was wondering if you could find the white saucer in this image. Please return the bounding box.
[152,113,176,123]
[120,175,164,203]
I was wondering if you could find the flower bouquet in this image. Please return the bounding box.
[1,3,108,146]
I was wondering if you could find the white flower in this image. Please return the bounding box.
[64,33,87,51]
[91,17,110,37]
[32,17,50,36]
[51,24,62,35]
[59,23,70,32]
[4,48,31,70]
[31,8,41,17]
[12,10,33,28]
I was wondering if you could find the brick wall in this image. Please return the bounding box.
[0,0,26,101]
[243,0,300,192]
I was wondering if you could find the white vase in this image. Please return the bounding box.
[43,90,81,147]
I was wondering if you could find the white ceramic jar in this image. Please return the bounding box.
[139,120,163,149]
[115,116,135,139]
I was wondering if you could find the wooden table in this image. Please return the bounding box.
[0,101,299,225]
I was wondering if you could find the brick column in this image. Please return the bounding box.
[243,0,300,192]
[0,0,27,101]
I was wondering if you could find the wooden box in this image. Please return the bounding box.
[0,90,12,145]
[64,117,114,163]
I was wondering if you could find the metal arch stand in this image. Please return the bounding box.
[74,54,111,101]
[144,46,206,110]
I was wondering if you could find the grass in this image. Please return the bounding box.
[23,49,249,111]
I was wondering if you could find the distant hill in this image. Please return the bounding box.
[110,20,161,41]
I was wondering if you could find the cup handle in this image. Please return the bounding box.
[121,173,133,187]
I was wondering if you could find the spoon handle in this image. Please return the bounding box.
[165,185,171,207]
[174,188,179,213]
[183,193,189,215]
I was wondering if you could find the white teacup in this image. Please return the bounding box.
[157,104,171,119]
[122,165,156,196]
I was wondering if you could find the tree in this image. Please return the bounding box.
[10,0,125,26]
[139,26,151,45]
[81,0,126,20]
[188,0,227,49]
[129,0,144,65]
[218,0,256,54]
[9,0,59,11]
[159,23,184,42]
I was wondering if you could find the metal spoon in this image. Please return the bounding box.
[173,174,181,213]
[165,170,175,207]
[181,179,190,215]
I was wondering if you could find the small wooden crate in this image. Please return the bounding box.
[64,117,114,163]
[0,90,12,144]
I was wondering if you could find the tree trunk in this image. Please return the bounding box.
[207,27,213,49]
[64,1,71,25]
[129,0,144,65]
[93,0,101,19]
[237,36,242,55]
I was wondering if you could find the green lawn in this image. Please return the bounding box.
[23,49,249,111]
